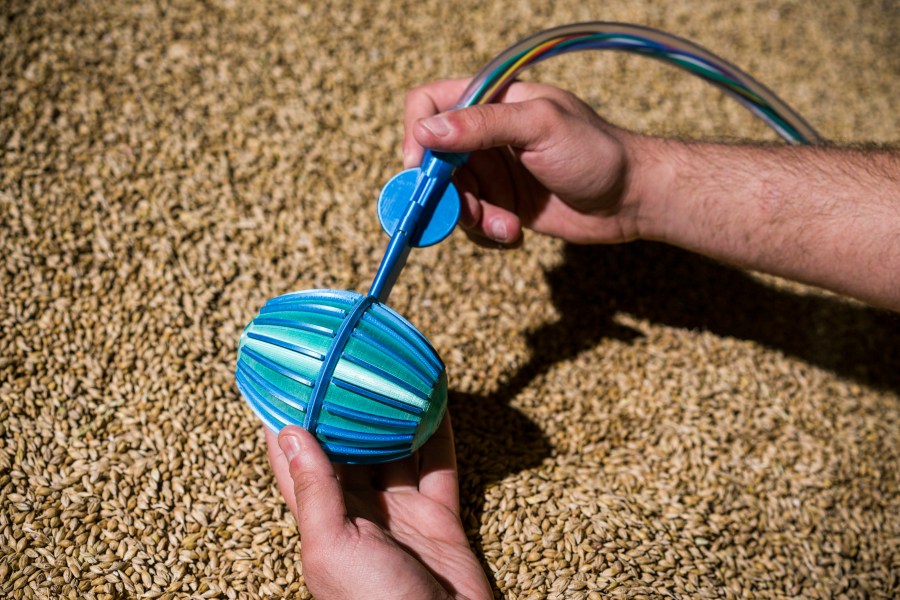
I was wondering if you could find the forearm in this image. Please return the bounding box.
[629,136,900,311]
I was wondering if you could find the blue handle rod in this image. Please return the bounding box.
[368,150,467,303]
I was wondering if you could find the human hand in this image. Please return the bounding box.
[266,414,492,600]
[403,78,651,247]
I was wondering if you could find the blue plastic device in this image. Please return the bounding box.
[370,149,467,301]
[235,150,466,463]
[235,20,818,464]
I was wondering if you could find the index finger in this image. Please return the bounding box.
[403,78,472,168]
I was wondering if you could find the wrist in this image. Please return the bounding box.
[622,132,680,243]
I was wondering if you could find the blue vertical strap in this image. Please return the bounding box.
[303,294,376,434]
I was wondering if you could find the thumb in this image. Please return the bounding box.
[413,99,557,153]
[278,426,348,539]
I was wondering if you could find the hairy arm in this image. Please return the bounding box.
[630,139,900,311]
[404,79,899,311]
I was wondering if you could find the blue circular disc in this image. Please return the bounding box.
[377,168,460,247]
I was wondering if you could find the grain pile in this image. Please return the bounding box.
[1,0,898,598]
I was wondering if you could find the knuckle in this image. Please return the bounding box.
[289,458,320,498]
[404,78,455,111]
[468,106,492,131]
[458,107,494,147]
[403,85,427,110]
[294,478,325,508]
[530,97,566,123]
[293,474,317,499]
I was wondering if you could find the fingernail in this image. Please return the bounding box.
[490,218,508,242]
[420,114,451,137]
[279,432,302,463]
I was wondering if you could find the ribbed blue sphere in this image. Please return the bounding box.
[235,289,447,464]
